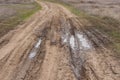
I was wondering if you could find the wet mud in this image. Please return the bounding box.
[0,1,120,80]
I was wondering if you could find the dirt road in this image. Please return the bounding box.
[0,1,120,80]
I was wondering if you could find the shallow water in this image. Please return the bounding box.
[76,33,91,49]
[29,38,42,59]
[70,35,75,50]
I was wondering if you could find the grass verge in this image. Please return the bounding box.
[0,2,41,37]
[86,15,120,56]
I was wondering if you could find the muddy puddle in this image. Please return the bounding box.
[29,38,42,59]
[61,29,92,80]
[61,30,92,51]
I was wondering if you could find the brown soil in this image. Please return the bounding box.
[0,1,120,80]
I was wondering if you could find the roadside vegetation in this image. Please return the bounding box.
[42,0,120,56]
[0,2,41,38]
[86,16,120,56]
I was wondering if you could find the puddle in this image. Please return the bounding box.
[70,35,75,50]
[76,33,91,49]
[63,38,67,43]
[29,38,42,59]
[61,30,92,53]
[63,33,69,43]
[61,28,92,80]
[62,33,69,43]
[29,50,37,59]
[61,31,91,51]
[35,39,42,48]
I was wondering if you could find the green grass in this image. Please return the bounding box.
[0,2,41,37]
[18,2,41,20]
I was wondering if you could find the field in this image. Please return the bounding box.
[62,0,120,20]
[43,0,120,56]
[0,1,41,37]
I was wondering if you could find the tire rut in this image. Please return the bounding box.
[0,1,120,80]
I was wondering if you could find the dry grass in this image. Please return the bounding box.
[0,2,41,38]
[84,15,120,56]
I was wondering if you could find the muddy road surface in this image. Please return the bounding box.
[0,1,120,80]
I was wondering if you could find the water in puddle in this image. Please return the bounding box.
[29,51,37,59]
[61,31,91,51]
[62,33,69,43]
[35,39,42,48]
[76,33,91,49]
[63,38,67,43]
[29,38,42,59]
[70,36,75,50]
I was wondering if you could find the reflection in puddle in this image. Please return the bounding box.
[77,33,91,49]
[62,33,69,43]
[70,36,75,50]
[61,29,92,79]
[29,38,42,59]
[35,39,42,48]
[61,31,91,51]
[29,51,37,59]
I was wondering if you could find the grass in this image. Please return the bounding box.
[42,0,120,55]
[18,2,41,20]
[85,15,120,52]
[0,2,41,37]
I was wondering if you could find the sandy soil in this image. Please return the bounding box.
[0,0,120,80]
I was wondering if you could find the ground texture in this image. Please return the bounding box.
[62,0,120,20]
[0,1,120,80]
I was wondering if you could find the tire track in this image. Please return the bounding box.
[0,1,120,80]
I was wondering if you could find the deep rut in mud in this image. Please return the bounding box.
[0,1,120,80]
